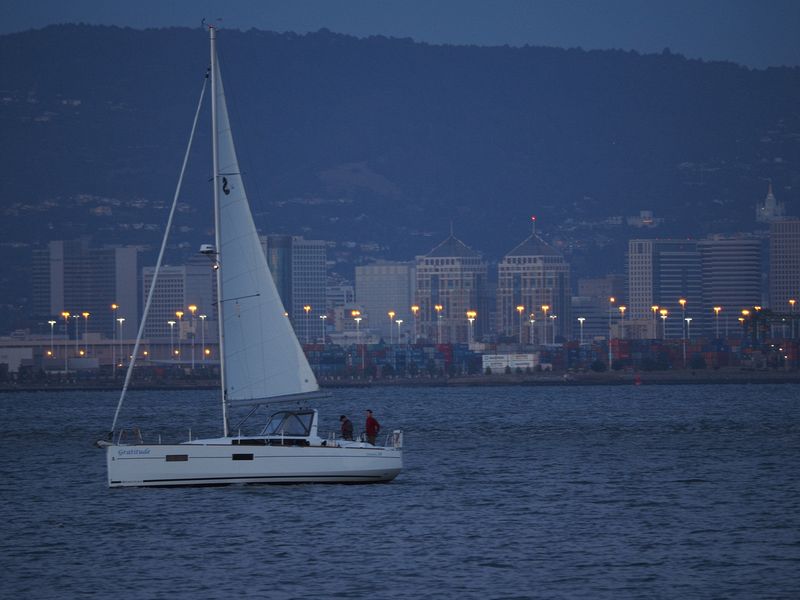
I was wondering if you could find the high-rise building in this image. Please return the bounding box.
[32,239,139,336]
[355,262,416,340]
[415,234,488,344]
[770,219,800,310]
[756,182,785,223]
[142,260,216,339]
[260,235,327,342]
[262,234,293,312]
[572,275,625,342]
[497,228,571,343]
[628,239,702,338]
[699,236,761,335]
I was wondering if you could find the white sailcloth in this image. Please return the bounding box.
[212,57,319,402]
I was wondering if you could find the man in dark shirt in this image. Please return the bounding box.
[339,415,354,440]
[365,409,381,445]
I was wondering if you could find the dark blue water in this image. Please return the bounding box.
[1,385,799,599]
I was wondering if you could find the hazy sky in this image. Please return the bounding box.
[3,0,799,68]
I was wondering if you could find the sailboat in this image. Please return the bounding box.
[103,27,403,487]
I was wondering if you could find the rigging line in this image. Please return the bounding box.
[109,71,210,437]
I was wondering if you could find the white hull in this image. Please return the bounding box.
[106,441,402,487]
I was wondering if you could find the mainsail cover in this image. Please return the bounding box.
[212,56,319,402]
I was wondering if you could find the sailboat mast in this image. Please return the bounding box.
[210,26,229,437]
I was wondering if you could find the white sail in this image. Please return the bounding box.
[212,54,319,402]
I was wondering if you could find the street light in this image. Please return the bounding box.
[679,298,687,341]
[188,304,198,370]
[577,317,585,345]
[47,320,56,358]
[549,314,557,344]
[395,319,403,344]
[111,303,119,374]
[411,304,419,344]
[72,314,80,356]
[117,317,125,367]
[388,310,396,344]
[516,305,525,344]
[82,311,90,356]
[790,299,797,338]
[175,310,184,360]
[650,305,659,339]
[320,314,328,345]
[659,308,668,340]
[618,305,626,340]
[466,310,477,345]
[303,305,312,344]
[352,309,364,371]
[434,304,444,344]
[713,306,722,339]
[608,297,615,364]
[528,314,536,346]
[541,305,550,345]
[167,320,176,361]
[61,311,70,371]
[199,314,207,362]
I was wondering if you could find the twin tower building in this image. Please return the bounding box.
[375,221,571,345]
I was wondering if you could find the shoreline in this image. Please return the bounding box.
[1,368,799,393]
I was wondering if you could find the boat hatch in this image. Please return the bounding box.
[261,411,315,437]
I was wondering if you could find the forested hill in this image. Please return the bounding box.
[1,24,799,267]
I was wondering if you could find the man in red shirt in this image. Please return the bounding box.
[365,409,381,445]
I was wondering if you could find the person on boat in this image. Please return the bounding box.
[365,409,381,445]
[340,415,354,440]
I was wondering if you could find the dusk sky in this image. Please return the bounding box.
[3,0,799,69]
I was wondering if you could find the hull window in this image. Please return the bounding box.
[166,455,189,462]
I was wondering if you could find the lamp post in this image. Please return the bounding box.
[320,314,328,345]
[352,310,364,371]
[608,296,615,364]
[167,320,176,361]
[529,314,536,346]
[61,311,70,371]
[411,304,419,344]
[46,319,56,360]
[577,317,585,345]
[516,305,525,344]
[713,306,722,339]
[541,304,550,345]
[434,304,444,344]
[111,303,119,374]
[396,319,403,344]
[741,309,750,342]
[618,305,626,340]
[303,305,312,344]
[549,314,557,344]
[388,310,396,344]
[81,311,90,356]
[660,309,668,340]
[117,317,125,367]
[790,299,797,338]
[199,314,207,362]
[650,305,659,339]
[683,317,692,368]
[72,314,80,357]
[754,305,762,343]
[175,310,184,360]
[188,304,197,370]
[466,310,476,345]
[738,316,745,337]
[679,298,687,341]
